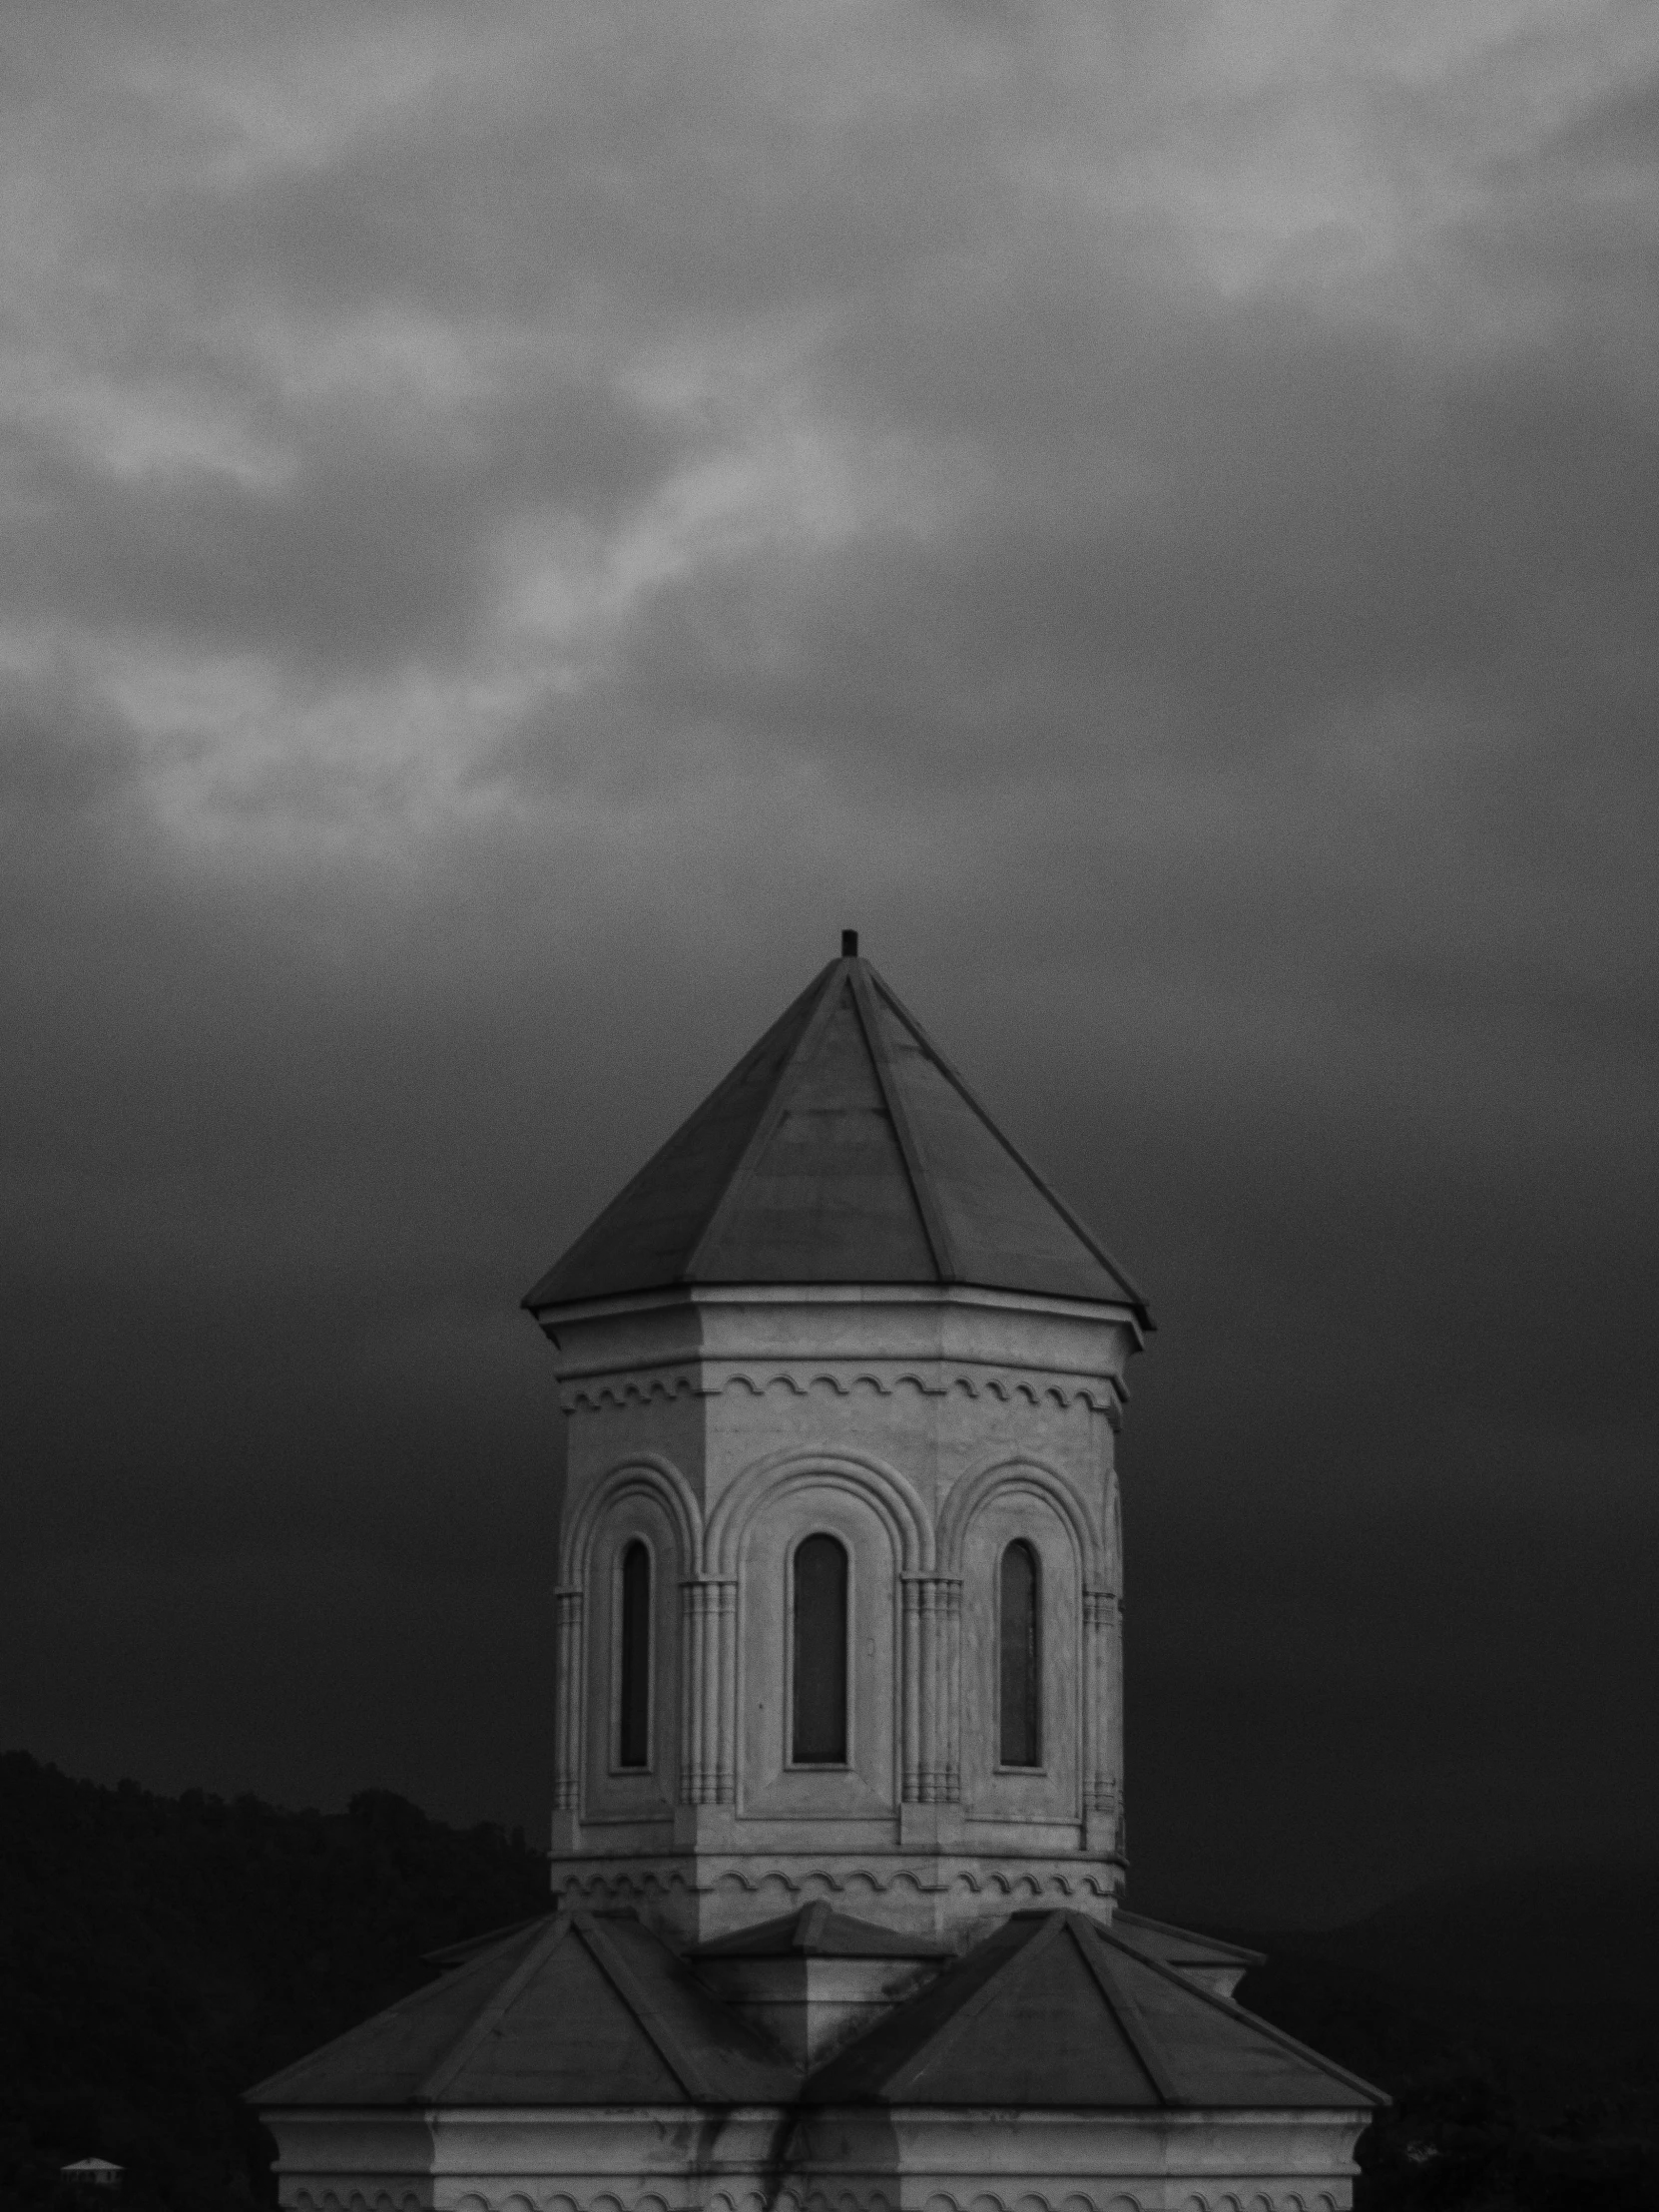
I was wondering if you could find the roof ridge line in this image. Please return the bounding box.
[575,1912,728,2101]
[875,1914,1065,2098]
[847,959,959,1283]
[865,966,1152,1320]
[251,1926,533,2102]
[1111,1911,1265,1965]
[679,958,851,1282]
[797,1900,833,1948]
[417,1912,573,2101]
[422,1913,552,1969]
[1091,1924,1385,2105]
[1069,1917,1180,2105]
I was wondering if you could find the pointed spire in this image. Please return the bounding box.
[523,950,1149,1320]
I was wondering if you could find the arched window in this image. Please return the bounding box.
[617,1540,652,1769]
[792,1533,848,1765]
[999,1540,1041,1768]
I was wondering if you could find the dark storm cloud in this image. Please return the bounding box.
[0,376,687,674]
[3,2,1656,1919]
[0,667,140,819]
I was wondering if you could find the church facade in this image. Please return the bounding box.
[257,937,1380,2212]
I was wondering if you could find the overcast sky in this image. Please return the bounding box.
[4,2,1656,1927]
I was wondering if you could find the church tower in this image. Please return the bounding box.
[256,940,1382,2212]
[523,932,1146,1944]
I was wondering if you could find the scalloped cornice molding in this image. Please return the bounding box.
[290,2183,1344,2212]
[550,1861,1120,1908]
[561,1368,1124,1421]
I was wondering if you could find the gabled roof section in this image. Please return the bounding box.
[421,1914,547,1968]
[803,1912,1382,2112]
[691,1903,948,1960]
[253,1907,1381,2119]
[1111,1911,1266,1970]
[523,947,1149,1320]
[252,1911,797,2110]
[1110,1910,1266,1997]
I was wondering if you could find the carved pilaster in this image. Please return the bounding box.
[679,1578,738,1805]
[1105,1589,1123,1821]
[714,1576,738,1805]
[943,1575,962,1802]
[923,1576,943,1801]
[554,1586,585,1811]
[901,1574,963,1804]
[1082,1586,1120,1817]
[901,1577,922,1801]
[679,1580,702,1804]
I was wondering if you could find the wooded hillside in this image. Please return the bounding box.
[3,1752,1656,2211]
[0,1754,549,2210]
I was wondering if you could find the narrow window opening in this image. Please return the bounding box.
[999,1540,1041,1768]
[792,1533,848,1765]
[618,1540,652,1769]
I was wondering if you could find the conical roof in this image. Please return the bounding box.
[523,942,1148,1319]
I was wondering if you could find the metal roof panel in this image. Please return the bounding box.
[523,951,1149,1322]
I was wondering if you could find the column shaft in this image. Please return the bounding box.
[714,1578,737,1804]
[901,1578,922,1802]
[553,1586,584,1811]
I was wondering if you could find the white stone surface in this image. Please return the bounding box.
[272,2104,1369,2212]
[694,1950,939,2067]
[263,1282,1378,2212]
[538,1283,1140,1944]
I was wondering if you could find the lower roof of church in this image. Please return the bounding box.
[252,1907,1380,2115]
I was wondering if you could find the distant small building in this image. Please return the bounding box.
[60,2158,122,2190]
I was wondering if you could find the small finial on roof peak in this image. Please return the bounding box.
[841,928,858,957]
